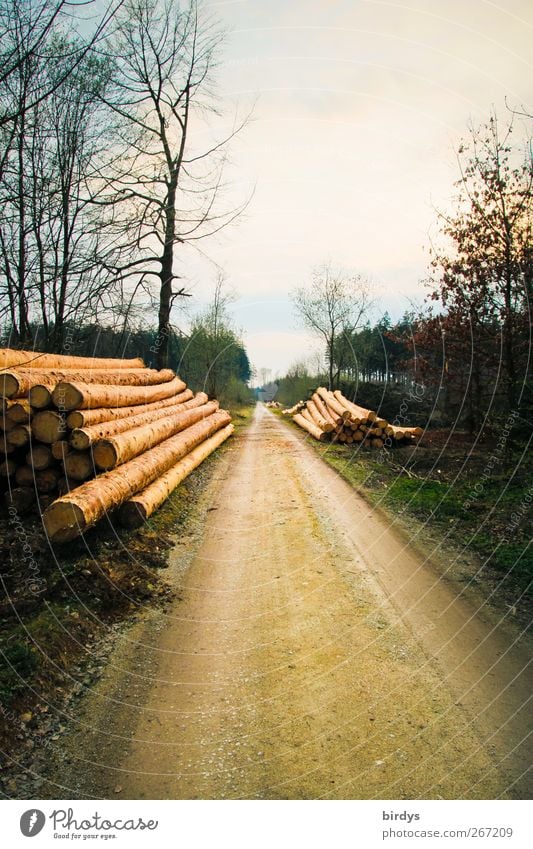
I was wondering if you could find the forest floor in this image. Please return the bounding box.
[3,404,530,800]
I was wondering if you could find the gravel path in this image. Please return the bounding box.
[35,405,532,799]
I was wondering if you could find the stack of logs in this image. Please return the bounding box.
[286,388,423,447]
[1,348,233,541]
[282,401,305,416]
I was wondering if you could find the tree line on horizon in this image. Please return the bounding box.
[283,112,532,434]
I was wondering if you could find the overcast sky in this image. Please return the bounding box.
[178,0,532,379]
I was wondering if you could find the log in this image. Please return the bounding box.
[35,468,59,493]
[402,426,424,438]
[6,400,32,422]
[57,476,77,496]
[31,411,66,444]
[36,494,55,512]
[306,399,335,433]
[63,451,94,481]
[390,426,406,440]
[316,387,351,421]
[14,465,59,492]
[4,486,36,514]
[0,458,17,476]
[26,444,52,470]
[0,347,144,370]
[119,423,234,528]
[53,376,187,411]
[43,410,232,542]
[27,385,53,409]
[293,413,328,442]
[3,367,176,400]
[51,440,71,461]
[333,391,377,423]
[311,392,340,426]
[15,465,35,487]
[300,407,316,425]
[92,400,220,470]
[7,424,31,447]
[0,415,16,432]
[70,394,205,450]
[370,438,384,449]
[65,388,196,429]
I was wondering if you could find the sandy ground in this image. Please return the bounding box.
[37,405,531,799]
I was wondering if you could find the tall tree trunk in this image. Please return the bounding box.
[157,177,177,370]
[503,245,517,411]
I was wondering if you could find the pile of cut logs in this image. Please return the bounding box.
[285,388,422,447]
[282,401,305,416]
[1,348,233,541]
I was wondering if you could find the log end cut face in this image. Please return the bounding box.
[92,440,118,471]
[43,500,87,543]
[118,501,146,529]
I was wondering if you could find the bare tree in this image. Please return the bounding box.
[0,26,121,349]
[100,0,249,368]
[0,0,124,132]
[292,263,372,389]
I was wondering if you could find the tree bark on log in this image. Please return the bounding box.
[92,401,220,470]
[119,424,234,528]
[333,391,377,423]
[0,348,144,370]
[70,395,205,450]
[53,376,187,411]
[312,392,340,426]
[3,368,176,399]
[316,387,351,421]
[293,413,328,442]
[65,389,197,429]
[306,399,335,432]
[43,410,232,542]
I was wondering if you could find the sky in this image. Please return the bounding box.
[175,0,533,379]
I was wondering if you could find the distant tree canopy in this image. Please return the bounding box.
[280,112,532,435]
[0,317,252,406]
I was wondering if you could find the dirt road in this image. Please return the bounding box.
[42,405,531,799]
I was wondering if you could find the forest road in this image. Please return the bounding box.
[47,404,531,799]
